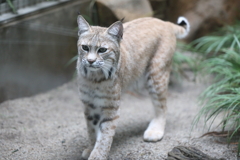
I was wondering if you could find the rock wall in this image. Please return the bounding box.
[94,0,240,41]
[166,0,240,40]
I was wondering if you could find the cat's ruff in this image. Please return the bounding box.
[77,15,190,160]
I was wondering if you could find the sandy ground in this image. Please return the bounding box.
[0,73,237,160]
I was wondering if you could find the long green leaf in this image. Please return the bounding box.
[6,0,17,14]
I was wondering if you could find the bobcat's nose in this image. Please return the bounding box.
[87,58,96,64]
[87,53,97,65]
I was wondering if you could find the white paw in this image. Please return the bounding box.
[82,148,92,159]
[143,129,164,142]
[88,150,106,160]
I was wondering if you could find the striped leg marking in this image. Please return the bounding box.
[144,68,169,142]
[88,115,119,160]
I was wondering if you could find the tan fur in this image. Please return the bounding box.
[77,16,189,160]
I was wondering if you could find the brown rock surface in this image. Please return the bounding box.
[166,0,240,40]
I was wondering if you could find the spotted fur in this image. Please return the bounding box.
[77,15,190,160]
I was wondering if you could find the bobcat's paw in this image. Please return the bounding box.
[143,129,164,142]
[82,148,92,159]
[88,150,107,160]
[143,118,165,142]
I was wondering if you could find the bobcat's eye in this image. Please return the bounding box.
[82,45,89,52]
[98,47,107,53]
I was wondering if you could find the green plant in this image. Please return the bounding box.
[191,22,240,56]
[6,0,17,14]
[193,22,240,156]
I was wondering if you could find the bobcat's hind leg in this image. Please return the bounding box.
[143,64,171,142]
[143,35,174,142]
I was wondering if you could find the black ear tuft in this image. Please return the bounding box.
[107,21,123,40]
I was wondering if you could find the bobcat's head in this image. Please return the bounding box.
[77,15,123,82]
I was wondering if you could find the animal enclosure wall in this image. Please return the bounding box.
[0,0,90,103]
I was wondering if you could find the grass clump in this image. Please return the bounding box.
[193,22,240,155]
[191,22,240,56]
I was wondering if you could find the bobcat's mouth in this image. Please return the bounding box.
[81,58,104,72]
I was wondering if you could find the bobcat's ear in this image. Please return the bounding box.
[107,21,123,40]
[77,15,91,36]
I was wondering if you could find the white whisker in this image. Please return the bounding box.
[102,68,110,79]
[101,65,112,73]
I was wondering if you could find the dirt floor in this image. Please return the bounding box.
[0,72,237,160]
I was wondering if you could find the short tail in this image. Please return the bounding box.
[174,16,190,39]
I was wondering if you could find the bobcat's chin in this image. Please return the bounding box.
[87,66,101,71]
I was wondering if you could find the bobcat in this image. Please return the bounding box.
[77,15,190,160]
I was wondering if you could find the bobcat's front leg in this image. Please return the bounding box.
[81,80,121,160]
[90,113,119,160]
[88,106,119,160]
[82,106,97,159]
